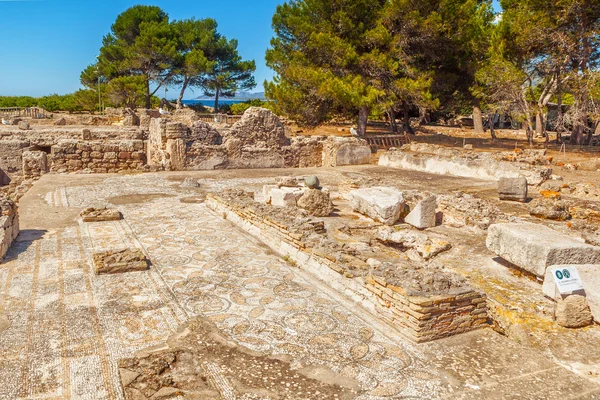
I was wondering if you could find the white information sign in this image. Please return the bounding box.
[551,266,585,294]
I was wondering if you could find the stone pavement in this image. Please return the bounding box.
[1,170,599,399]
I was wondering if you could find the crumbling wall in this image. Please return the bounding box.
[51,139,146,173]
[22,150,48,179]
[0,196,18,260]
[0,141,29,185]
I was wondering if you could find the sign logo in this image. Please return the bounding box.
[551,266,584,294]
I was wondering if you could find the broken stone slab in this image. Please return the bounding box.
[349,187,405,225]
[543,264,600,322]
[180,177,201,188]
[377,227,452,260]
[498,177,528,202]
[80,207,122,222]
[297,188,334,217]
[528,198,570,221]
[276,176,299,187]
[270,187,304,207]
[93,248,149,275]
[555,294,593,328]
[486,222,600,277]
[404,195,437,229]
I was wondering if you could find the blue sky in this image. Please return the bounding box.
[0,0,501,98]
[0,0,281,97]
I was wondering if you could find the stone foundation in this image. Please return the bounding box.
[51,139,146,173]
[379,149,552,185]
[207,194,487,343]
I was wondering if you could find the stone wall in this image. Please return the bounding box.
[206,194,487,343]
[51,139,146,173]
[22,150,48,179]
[322,137,372,167]
[0,196,18,260]
[147,108,369,171]
[0,141,29,185]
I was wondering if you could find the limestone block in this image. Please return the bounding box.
[277,176,299,187]
[80,207,122,222]
[543,264,600,321]
[486,222,600,277]
[166,138,186,171]
[297,188,334,217]
[555,294,593,328]
[270,187,304,207]
[335,144,371,166]
[404,195,437,229]
[349,187,405,225]
[498,177,528,202]
[262,184,279,203]
[18,121,30,130]
[180,177,201,188]
[93,248,149,275]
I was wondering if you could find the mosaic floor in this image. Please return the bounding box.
[1,171,599,399]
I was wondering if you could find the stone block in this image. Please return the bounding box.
[349,187,405,225]
[404,195,437,229]
[270,187,303,207]
[297,188,334,217]
[498,177,527,202]
[486,222,600,277]
[93,248,149,275]
[543,264,600,321]
[80,207,122,222]
[555,294,593,328]
[262,184,279,203]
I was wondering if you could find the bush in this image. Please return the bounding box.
[230,99,270,115]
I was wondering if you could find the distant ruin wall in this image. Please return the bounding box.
[147,108,369,171]
[51,139,146,173]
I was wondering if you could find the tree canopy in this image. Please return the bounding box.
[81,5,255,111]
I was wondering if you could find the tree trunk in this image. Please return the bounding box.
[214,88,220,113]
[535,113,544,137]
[572,125,585,145]
[145,78,151,109]
[177,78,190,109]
[358,106,368,137]
[388,108,398,133]
[488,112,497,142]
[418,107,429,125]
[403,102,414,134]
[556,84,564,143]
[473,105,484,134]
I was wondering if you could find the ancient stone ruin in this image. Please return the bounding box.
[3,105,600,398]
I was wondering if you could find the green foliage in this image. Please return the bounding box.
[84,5,178,108]
[0,96,37,108]
[106,76,147,109]
[229,99,270,115]
[265,0,493,132]
[266,0,389,131]
[200,37,256,110]
[82,6,256,112]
